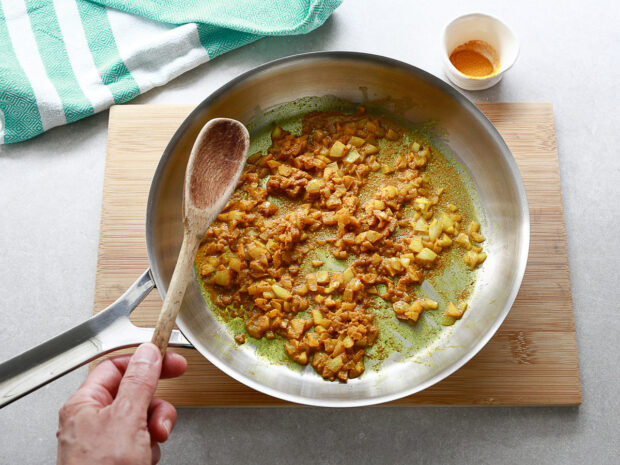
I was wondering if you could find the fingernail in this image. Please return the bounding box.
[134,343,160,363]
[163,419,172,435]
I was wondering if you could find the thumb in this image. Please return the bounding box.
[114,343,162,417]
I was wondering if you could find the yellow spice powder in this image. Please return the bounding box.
[449,40,499,78]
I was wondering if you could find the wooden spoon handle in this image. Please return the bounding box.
[151,230,201,355]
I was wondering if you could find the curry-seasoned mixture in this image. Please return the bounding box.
[196,108,486,382]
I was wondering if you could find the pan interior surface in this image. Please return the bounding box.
[146,52,529,406]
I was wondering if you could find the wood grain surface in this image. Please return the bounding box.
[94,103,581,406]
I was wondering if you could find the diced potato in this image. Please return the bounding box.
[468,221,480,234]
[214,269,231,287]
[385,128,399,140]
[393,301,409,313]
[463,251,476,269]
[217,210,244,222]
[306,332,320,348]
[277,164,292,176]
[247,151,263,164]
[421,298,438,310]
[413,218,429,233]
[350,136,365,147]
[389,257,403,271]
[311,309,327,327]
[306,273,318,291]
[444,302,463,318]
[372,200,386,210]
[349,360,365,378]
[306,178,324,193]
[271,125,282,139]
[416,247,437,264]
[288,319,306,339]
[344,149,361,164]
[325,196,342,209]
[316,271,329,284]
[200,262,216,276]
[394,300,424,322]
[363,144,379,155]
[326,355,344,373]
[470,231,486,243]
[332,340,346,357]
[366,230,382,243]
[329,140,346,158]
[229,257,242,272]
[464,251,487,270]
[439,212,454,232]
[380,185,399,200]
[347,277,363,291]
[411,141,420,152]
[413,154,427,168]
[409,236,423,253]
[404,301,423,319]
[455,233,472,250]
[436,233,453,247]
[272,284,292,300]
[323,162,339,180]
[414,197,431,212]
[247,241,267,259]
[428,218,442,241]
[294,284,309,296]
[343,268,355,284]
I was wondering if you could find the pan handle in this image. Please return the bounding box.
[0,269,192,409]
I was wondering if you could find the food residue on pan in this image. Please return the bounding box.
[195,107,486,382]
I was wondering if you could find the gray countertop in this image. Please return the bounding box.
[1,1,618,463]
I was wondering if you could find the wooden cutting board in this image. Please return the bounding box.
[94,103,581,406]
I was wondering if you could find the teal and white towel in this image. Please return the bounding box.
[0,0,341,144]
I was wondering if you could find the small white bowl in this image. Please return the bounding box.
[442,13,519,91]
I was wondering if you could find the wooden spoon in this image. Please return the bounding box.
[151,118,249,355]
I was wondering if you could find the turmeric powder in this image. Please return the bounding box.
[449,40,499,78]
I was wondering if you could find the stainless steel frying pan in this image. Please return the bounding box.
[0,52,529,408]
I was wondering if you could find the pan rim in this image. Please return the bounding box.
[145,51,530,407]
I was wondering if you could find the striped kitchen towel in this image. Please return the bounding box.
[0,0,341,144]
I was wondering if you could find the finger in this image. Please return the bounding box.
[151,442,161,465]
[97,351,186,380]
[62,350,185,411]
[114,343,162,416]
[148,398,177,443]
[70,357,127,407]
[161,351,188,379]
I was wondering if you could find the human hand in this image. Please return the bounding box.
[56,343,187,465]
